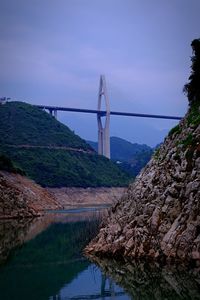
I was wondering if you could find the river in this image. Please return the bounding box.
[0,208,200,300]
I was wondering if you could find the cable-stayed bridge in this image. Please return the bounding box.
[36,75,182,159]
[36,105,182,120]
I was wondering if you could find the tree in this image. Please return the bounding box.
[183,39,200,106]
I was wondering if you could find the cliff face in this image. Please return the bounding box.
[0,171,61,219]
[86,106,200,262]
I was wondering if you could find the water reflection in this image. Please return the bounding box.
[0,210,129,300]
[2,210,200,300]
[0,218,34,264]
[51,265,128,300]
[0,210,103,264]
[87,255,200,300]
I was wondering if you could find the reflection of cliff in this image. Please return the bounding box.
[0,216,59,264]
[0,218,34,264]
[88,256,200,300]
[0,210,103,264]
[0,217,100,300]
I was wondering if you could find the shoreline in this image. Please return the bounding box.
[46,186,125,209]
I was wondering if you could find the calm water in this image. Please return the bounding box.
[0,210,130,300]
[0,209,200,300]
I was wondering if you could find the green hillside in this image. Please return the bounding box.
[110,137,152,162]
[0,101,131,187]
[0,153,25,175]
[0,101,91,149]
[88,137,153,177]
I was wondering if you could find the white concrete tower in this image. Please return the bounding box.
[97,75,110,159]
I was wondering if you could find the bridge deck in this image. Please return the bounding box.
[36,105,182,120]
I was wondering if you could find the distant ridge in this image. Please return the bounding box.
[87,136,153,177]
[0,102,131,187]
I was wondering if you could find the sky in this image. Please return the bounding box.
[0,0,200,146]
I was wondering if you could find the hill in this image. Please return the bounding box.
[0,102,131,187]
[0,101,91,149]
[87,137,153,176]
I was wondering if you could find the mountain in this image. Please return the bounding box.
[87,137,153,177]
[0,102,131,187]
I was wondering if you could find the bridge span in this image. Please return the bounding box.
[36,105,182,120]
[36,75,182,159]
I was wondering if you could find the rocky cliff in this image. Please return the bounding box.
[0,171,61,219]
[85,105,200,263]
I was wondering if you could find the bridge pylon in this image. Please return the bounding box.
[97,75,110,159]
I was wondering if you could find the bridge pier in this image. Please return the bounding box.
[49,108,57,119]
[54,109,57,119]
[97,75,110,159]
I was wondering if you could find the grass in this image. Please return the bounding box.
[153,148,160,160]
[187,102,200,127]
[168,124,181,137]
[181,133,196,149]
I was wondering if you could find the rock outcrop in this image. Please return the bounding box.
[85,106,200,263]
[0,171,61,219]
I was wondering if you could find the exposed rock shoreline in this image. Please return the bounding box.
[0,170,124,219]
[85,107,200,263]
[0,171,61,219]
[47,187,125,209]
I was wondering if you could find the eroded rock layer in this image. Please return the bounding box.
[0,171,61,219]
[86,107,200,262]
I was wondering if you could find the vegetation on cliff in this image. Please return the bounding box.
[184,38,200,106]
[0,101,131,187]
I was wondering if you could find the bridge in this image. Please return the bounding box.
[36,75,182,159]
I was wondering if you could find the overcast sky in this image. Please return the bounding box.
[0,0,200,146]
